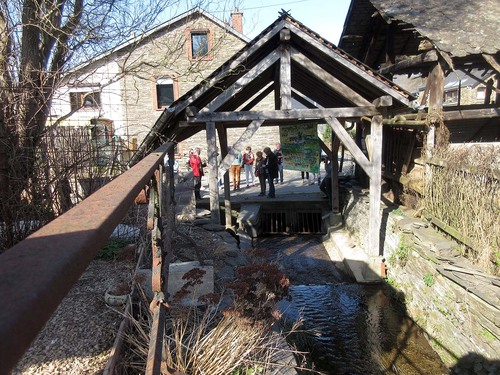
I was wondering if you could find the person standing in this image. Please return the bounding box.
[264,147,278,198]
[189,147,205,200]
[273,143,284,184]
[230,150,243,190]
[301,171,309,185]
[242,146,255,188]
[254,151,267,196]
[320,156,332,208]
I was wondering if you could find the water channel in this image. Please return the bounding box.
[257,235,449,375]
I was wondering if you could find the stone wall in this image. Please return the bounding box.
[343,189,500,368]
[119,14,247,147]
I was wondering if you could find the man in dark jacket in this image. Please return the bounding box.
[263,147,278,198]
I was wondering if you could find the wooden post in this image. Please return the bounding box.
[279,28,292,110]
[164,146,175,266]
[369,115,383,256]
[425,61,444,197]
[205,121,220,224]
[331,136,340,213]
[217,125,232,228]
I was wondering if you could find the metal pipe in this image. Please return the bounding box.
[0,143,172,375]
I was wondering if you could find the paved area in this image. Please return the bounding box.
[200,169,328,204]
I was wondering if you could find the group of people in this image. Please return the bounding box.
[188,143,333,204]
[188,143,283,200]
[231,143,282,198]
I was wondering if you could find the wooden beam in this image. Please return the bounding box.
[174,19,286,116]
[285,22,412,106]
[428,61,445,115]
[324,117,373,179]
[372,96,392,108]
[319,138,332,159]
[331,136,340,212]
[368,115,383,257]
[280,29,292,110]
[443,107,500,121]
[216,125,232,228]
[219,120,264,173]
[291,89,318,109]
[291,48,373,107]
[187,107,379,124]
[378,50,439,76]
[206,121,220,224]
[201,49,280,113]
[241,83,274,111]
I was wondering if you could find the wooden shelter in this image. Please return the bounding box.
[337,0,500,201]
[131,11,414,256]
[339,0,499,140]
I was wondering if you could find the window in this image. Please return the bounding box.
[191,32,208,58]
[186,29,212,60]
[443,89,458,104]
[70,91,101,111]
[476,87,486,102]
[90,119,113,147]
[155,78,175,109]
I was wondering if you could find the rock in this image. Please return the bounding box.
[201,223,225,232]
[192,218,212,226]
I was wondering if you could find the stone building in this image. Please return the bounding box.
[48,7,250,161]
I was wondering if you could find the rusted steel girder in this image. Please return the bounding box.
[0,142,173,375]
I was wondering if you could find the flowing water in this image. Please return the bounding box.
[257,235,449,375]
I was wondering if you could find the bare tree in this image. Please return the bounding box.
[0,0,231,250]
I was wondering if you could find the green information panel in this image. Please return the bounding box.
[280,123,320,173]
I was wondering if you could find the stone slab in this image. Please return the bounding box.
[237,203,261,238]
[167,261,214,306]
[324,228,382,283]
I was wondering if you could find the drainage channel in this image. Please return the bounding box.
[257,235,449,375]
[260,209,325,234]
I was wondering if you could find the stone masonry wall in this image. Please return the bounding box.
[119,14,247,148]
[343,189,500,368]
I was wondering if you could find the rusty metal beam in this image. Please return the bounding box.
[0,142,173,375]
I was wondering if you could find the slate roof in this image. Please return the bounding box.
[340,0,500,61]
[372,0,500,57]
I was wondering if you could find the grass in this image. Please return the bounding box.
[96,237,130,260]
[121,298,316,375]
[479,328,496,341]
[120,262,320,374]
[388,239,412,268]
[392,207,404,216]
[423,272,434,287]
[424,146,499,276]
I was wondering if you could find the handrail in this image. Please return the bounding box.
[0,142,173,375]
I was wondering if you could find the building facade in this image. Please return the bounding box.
[48,8,249,162]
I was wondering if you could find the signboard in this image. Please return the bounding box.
[280,122,320,173]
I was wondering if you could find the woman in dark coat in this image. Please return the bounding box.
[263,147,278,198]
[255,151,267,196]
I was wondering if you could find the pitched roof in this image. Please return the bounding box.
[340,0,500,60]
[131,11,415,163]
[66,7,249,75]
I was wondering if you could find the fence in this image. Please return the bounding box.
[424,151,499,275]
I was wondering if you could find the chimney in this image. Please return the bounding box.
[231,8,243,34]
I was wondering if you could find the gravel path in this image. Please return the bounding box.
[12,259,134,375]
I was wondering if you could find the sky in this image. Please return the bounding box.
[235,0,352,44]
[163,0,352,46]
